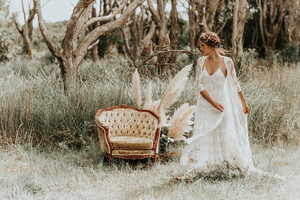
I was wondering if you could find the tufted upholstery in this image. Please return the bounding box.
[95,105,161,164]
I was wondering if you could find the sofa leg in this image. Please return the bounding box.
[109,156,114,165]
[151,155,157,164]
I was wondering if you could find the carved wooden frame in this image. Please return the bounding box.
[95,104,161,165]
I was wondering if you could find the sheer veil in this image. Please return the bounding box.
[180,56,253,166]
[180,56,285,179]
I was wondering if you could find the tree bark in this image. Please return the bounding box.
[257,0,288,55]
[90,5,99,62]
[205,0,219,31]
[21,0,32,60]
[147,0,171,75]
[189,0,196,54]
[170,0,178,65]
[232,0,248,69]
[214,0,225,29]
[122,5,156,65]
[13,0,36,59]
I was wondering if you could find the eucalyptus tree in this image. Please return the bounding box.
[34,0,145,89]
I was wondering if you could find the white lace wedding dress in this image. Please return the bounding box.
[180,56,254,177]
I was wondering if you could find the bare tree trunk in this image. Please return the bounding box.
[28,9,35,40]
[34,0,145,89]
[232,0,248,69]
[91,5,99,62]
[157,0,170,75]
[22,0,32,60]
[214,0,225,29]
[147,0,171,75]
[128,4,142,62]
[13,0,36,59]
[122,3,156,65]
[170,0,178,65]
[189,0,196,54]
[205,0,219,31]
[257,0,288,55]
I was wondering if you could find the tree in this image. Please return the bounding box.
[122,3,156,65]
[284,0,300,46]
[12,0,36,60]
[257,0,289,55]
[34,0,145,89]
[169,0,179,65]
[147,0,171,75]
[232,0,248,67]
[185,0,226,54]
[89,4,99,62]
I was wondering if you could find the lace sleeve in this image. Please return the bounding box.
[196,57,206,92]
[228,58,242,92]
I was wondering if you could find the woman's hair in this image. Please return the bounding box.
[199,32,225,54]
[199,32,220,48]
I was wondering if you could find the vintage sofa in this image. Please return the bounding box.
[95,105,161,164]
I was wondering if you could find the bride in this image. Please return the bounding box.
[176,32,254,180]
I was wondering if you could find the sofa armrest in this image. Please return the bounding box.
[152,126,161,154]
[95,119,113,154]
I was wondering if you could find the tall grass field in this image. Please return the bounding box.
[0,55,299,199]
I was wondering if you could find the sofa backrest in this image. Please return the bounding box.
[96,106,160,140]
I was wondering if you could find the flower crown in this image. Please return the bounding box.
[200,33,220,48]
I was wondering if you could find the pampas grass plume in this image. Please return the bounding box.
[132,69,142,109]
[144,100,168,126]
[158,64,192,112]
[168,103,196,140]
[143,81,152,108]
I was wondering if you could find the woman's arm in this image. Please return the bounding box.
[228,58,250,114]
[200,90,224,112]
[238,91,250,114]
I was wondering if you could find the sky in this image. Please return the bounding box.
[9,0,84,26]
[9,0,188,27]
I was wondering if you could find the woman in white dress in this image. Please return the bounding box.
[176,32,253,180]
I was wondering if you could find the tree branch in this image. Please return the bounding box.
[12,14,23,35]
[74,0,145,68]
[22,0,32,59]
[34,0,61,58]
[121,28,134,61]
[147,0,160,23]
[85,1,127,28]
[62,0,95,56]
[87,39,99,50]
[27,3,36,25]
[139,50,200,67]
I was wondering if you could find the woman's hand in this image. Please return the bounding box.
[243,103,250,114]
[212,101,224,112]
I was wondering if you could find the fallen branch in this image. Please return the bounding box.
[138,50,200,68]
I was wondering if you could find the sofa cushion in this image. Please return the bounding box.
[96,108,159,140]
[110,136,153,150]
[112,150,154,156]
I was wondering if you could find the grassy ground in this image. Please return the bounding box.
[0,143,299,200]
[0,55,299,199]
